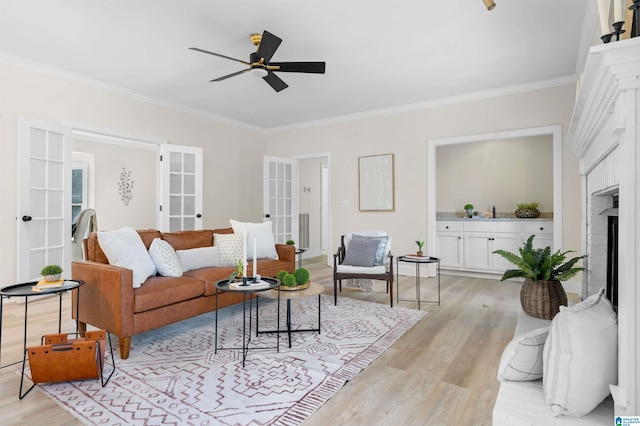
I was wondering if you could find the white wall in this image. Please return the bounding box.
[436,135,554,214]
[0,61,266,287]
[264,85,581,257]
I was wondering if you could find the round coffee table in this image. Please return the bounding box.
[255,282,324,348]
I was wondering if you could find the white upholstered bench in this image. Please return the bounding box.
[492,310,614,425]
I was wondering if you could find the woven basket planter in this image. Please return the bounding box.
[520,278,567,320]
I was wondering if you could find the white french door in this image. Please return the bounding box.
[17,117,72,282]
[159,144,203,232]
[263,156,297,244]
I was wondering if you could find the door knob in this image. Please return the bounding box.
[196,214,202,218]
[22,215,32,222]
[265,214,271,218]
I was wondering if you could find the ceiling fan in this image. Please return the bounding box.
[189,30,326,92]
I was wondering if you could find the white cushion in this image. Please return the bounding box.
[176,246,220,272]
[229,219,278,260]
[148,238,183,277]
[336,264,387,274]
[497,327,549,382]
[543,289,618,417]
[97,226,156,288]
[214,233,245,267]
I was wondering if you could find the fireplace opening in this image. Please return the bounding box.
[605,194,619,312]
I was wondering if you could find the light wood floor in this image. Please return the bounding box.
[0,257,524,425]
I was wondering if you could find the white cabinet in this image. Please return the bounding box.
[436,221,463,268]
[436,219,553,274]
[523,222,554,251]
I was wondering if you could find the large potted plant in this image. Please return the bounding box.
[493,235,585,320]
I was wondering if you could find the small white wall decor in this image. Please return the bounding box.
[118,167,134,206]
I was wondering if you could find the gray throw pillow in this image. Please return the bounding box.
[342,238,380,267]
[352,235,388,266]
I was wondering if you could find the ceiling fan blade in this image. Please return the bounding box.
[268,62,326,74]
[263,71,288,92]
[256,31,282,64]
[210,69,249,82]
[189,47,250,65]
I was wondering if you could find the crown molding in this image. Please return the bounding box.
[0,52,267,134]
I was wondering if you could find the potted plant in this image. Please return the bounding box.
[279,267,310,290]
[415,239,425,256]
[464,203,474,218]
[286,240,295,246]
[515,201,540,218]
[41,264,63,282]
[493,235,585,320]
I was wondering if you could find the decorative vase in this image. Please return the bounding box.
[520,278,567,320]
[465,208,473,218]
[515,208,541,218]
[43,273,61,282]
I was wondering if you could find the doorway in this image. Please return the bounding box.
[294,153,332,267]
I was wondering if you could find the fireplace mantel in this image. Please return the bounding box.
[568,37,640,416]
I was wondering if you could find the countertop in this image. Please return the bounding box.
[437,217,552,222]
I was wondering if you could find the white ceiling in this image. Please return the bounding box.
[0,0,595,132]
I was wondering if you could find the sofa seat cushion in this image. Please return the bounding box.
[134,276,205,313]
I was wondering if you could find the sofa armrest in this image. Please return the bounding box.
[275,244,296,267]
[71,260,135,337]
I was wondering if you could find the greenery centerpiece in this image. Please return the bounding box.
[493,235,585,320]
[415,239,424,256]
[277,268,310,290]
[41,264,63,282]
[515,201,541,218]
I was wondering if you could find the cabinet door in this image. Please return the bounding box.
[491,234,522,271]
[436,233,463,268]
[464,234,492,270]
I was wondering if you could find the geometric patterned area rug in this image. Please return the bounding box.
[37,294,426,425]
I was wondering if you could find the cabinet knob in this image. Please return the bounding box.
[540,227,544,231]
[445,226,449,229]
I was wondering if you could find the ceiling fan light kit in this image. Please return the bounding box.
[190,30,326,92]
[482,0,495,10]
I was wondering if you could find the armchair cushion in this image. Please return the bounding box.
[336,264,388,274]
[342,238,380,267]
[352,235,389,265]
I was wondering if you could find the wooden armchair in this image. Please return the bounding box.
[333,232,393,307]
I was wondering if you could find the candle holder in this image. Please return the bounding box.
[631,0,640,38]
[612,21,625,41]
[601,32,614,43]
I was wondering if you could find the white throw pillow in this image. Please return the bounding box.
[497,327,549,382]
[229,219,278,260]
[149,238,183,277]
[214,233,245,267]
[97,226,156,288]
[176,246,220,272]
[543,289,618,417]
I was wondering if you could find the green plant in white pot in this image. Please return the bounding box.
[493,235,585,320]
[41,265,63,282]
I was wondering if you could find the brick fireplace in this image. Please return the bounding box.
[569,38,640,416]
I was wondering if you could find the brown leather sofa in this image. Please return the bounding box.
[71,228,295,359]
